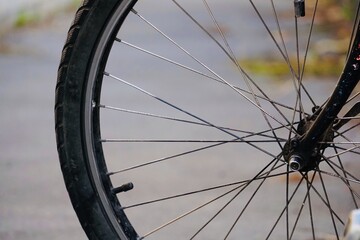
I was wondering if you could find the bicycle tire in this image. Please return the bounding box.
[56,0,360,239]
[56,0,137,239]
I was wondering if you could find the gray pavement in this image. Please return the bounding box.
[0,10,87,240]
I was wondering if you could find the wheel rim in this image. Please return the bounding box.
[84,1,360,239]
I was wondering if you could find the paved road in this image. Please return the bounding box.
[0,11,87,240]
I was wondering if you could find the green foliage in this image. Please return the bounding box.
[342,1,358,20]
[14,10,40,28]
[237,0,355,79]
[326,0,357,20]
[239,54,344,79]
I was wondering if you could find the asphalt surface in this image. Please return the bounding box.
[0,11,87,240]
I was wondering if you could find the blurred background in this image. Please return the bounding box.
[0,0,87,239]
[0,0,357,239]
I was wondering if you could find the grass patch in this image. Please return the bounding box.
[239,53,345,79]
[12,0,82,29]
[238,0,353,80]
[239,0,356,80]
[14,10,40,28]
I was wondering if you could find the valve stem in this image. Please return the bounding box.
[112,182,134,194]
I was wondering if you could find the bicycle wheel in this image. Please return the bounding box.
[55,0,360,239]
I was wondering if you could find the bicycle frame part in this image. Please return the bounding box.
[286,23,360,171]
[302,32,360,146]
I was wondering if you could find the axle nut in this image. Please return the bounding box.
[289,155,304,171]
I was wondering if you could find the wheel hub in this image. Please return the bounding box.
[283,110,335,172]
[283,137,321,172]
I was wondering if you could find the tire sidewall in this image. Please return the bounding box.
[59,0,126,239]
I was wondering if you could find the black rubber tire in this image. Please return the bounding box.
[55,1,135,239]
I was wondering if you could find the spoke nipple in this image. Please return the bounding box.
[289,155,304,171]
[112,182,134,195]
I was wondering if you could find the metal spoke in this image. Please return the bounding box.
[317,169,339,239]
[172,0,304,131]
[336,116,360,120]
[138,157,281,239]
[88,1,360,239]
[131,8,292,134]
[324,142,360,144]
[322,156,360,200]
[286,165,290,240]
[265,174,305,239]
[103,72,242,140]
[329,145,360,156]
[223,169,273,239]
[250,0,320,109]
[306,173,316,240]
[337,122,360,136]
[318,169,360,185]
[298,0,319,107]
[322,153,360,182]
[249,0,298,79]
[272,0,306,131]
[326,145,360,159]
[289,172,317,239]
[107,40,302,119]
[292,15,306,131]
[107,140,228,175]
[99,104,288,141]
[325,157,360,182]
[130,8,227,84]
[202,0,293,145]
[302,175,345,226]
[139,184,242,240]
[104,73,285,175]
[116,38,222,82]
[121,166,287,210]
[101,139,283,144]
[333,147,359,208]
[107,137,281,175]
[346,91,360,104]
[270,0,293,77]
[192,158,281,239]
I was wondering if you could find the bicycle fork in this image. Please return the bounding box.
[285,2,360,171]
